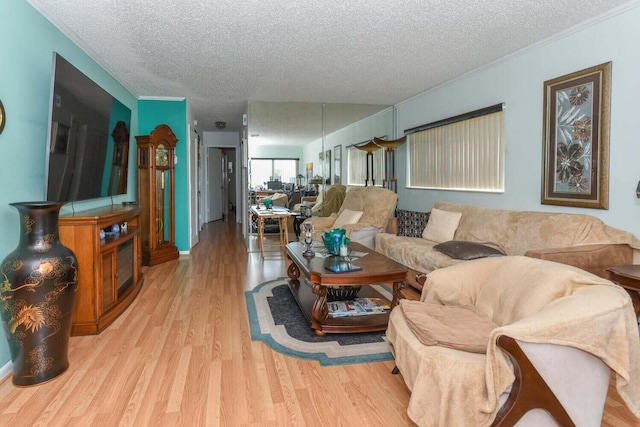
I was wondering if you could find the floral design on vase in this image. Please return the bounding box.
[0,202,78,386]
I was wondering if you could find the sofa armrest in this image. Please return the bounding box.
[525,244,633,279]
[343,222,382,234]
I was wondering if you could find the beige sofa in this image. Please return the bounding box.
[387,255,640,426]
[376,202,640,297]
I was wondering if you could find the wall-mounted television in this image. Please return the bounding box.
[44,53,132,203]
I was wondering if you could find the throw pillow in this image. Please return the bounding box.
[396,209,431,238]
[399,300,498,354]
[422,208,462,243]
[433,240,505,260]
[333,209,364,228]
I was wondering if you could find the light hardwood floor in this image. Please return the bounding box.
[0,219,636,426]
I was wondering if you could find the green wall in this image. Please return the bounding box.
[138,99,189,251]
[0,0,139,367]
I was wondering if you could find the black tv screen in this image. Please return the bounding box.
[44,53,132,203]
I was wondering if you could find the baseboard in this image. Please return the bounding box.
[0,361,12,381]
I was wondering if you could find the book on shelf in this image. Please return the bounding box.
[327,297,391,317]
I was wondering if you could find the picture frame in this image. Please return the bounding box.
[305,162,313,183]
[50,121,70,154]
[333,145,341,184]
[541,62,611,209]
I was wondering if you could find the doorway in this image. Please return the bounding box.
[206,147,237,222]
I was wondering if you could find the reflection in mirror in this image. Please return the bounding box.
[246,101,393,248]
[109,120,130,195]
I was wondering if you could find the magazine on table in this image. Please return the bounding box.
[328,297,391,317]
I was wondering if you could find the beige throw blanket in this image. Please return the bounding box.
[387,256,640,426]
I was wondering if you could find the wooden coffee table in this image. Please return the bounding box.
[285,241,407,336]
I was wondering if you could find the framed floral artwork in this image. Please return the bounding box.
[541,62,611,209]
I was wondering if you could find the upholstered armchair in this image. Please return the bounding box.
[387,256,640,427]
[304,186,398,248]
[292,185,346,217]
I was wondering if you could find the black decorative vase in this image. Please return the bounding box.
[0,202,78,386]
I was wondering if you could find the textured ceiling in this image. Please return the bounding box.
[26,0,639,134]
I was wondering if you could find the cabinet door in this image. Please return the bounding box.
[100,249,117,313]
[154,168,173,246]
[116,240,134,296]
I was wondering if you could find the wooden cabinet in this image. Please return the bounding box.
[59,205,144,335]
[136,124,179,266]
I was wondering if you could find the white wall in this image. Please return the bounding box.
[203,131,240,148]
[394,4,640,238]
[250,144,303,160]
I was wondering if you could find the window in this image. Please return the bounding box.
[407,104,505,192]
[250,158,299,189]
[347,145,384,186]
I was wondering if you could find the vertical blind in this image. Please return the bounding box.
[408,108,505,191]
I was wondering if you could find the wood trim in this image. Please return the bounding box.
[491,336,575,427]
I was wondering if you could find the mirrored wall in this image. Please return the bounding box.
[245,101,394,247]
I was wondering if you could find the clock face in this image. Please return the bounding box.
[155,144,169,166]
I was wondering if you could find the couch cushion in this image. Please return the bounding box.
[433,240,505,260]
[397,209,430,238]
[399,300,498,353]
[422,208,462,243]
[375,233,464,273]
[333,209,363,228]
[432,202,640,256]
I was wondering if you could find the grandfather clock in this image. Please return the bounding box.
[136,124,179,266]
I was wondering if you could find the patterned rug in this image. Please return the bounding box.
[245,278,394,366]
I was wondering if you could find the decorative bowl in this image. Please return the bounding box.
[322,228,349,255]
[327,286,362,300]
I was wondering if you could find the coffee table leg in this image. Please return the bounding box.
[287,260,300,279]
[310,282,329,336]
[392,280,406,307]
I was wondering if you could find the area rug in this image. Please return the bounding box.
[245,277,394,366]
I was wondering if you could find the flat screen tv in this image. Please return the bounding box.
[44,52,132,203]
